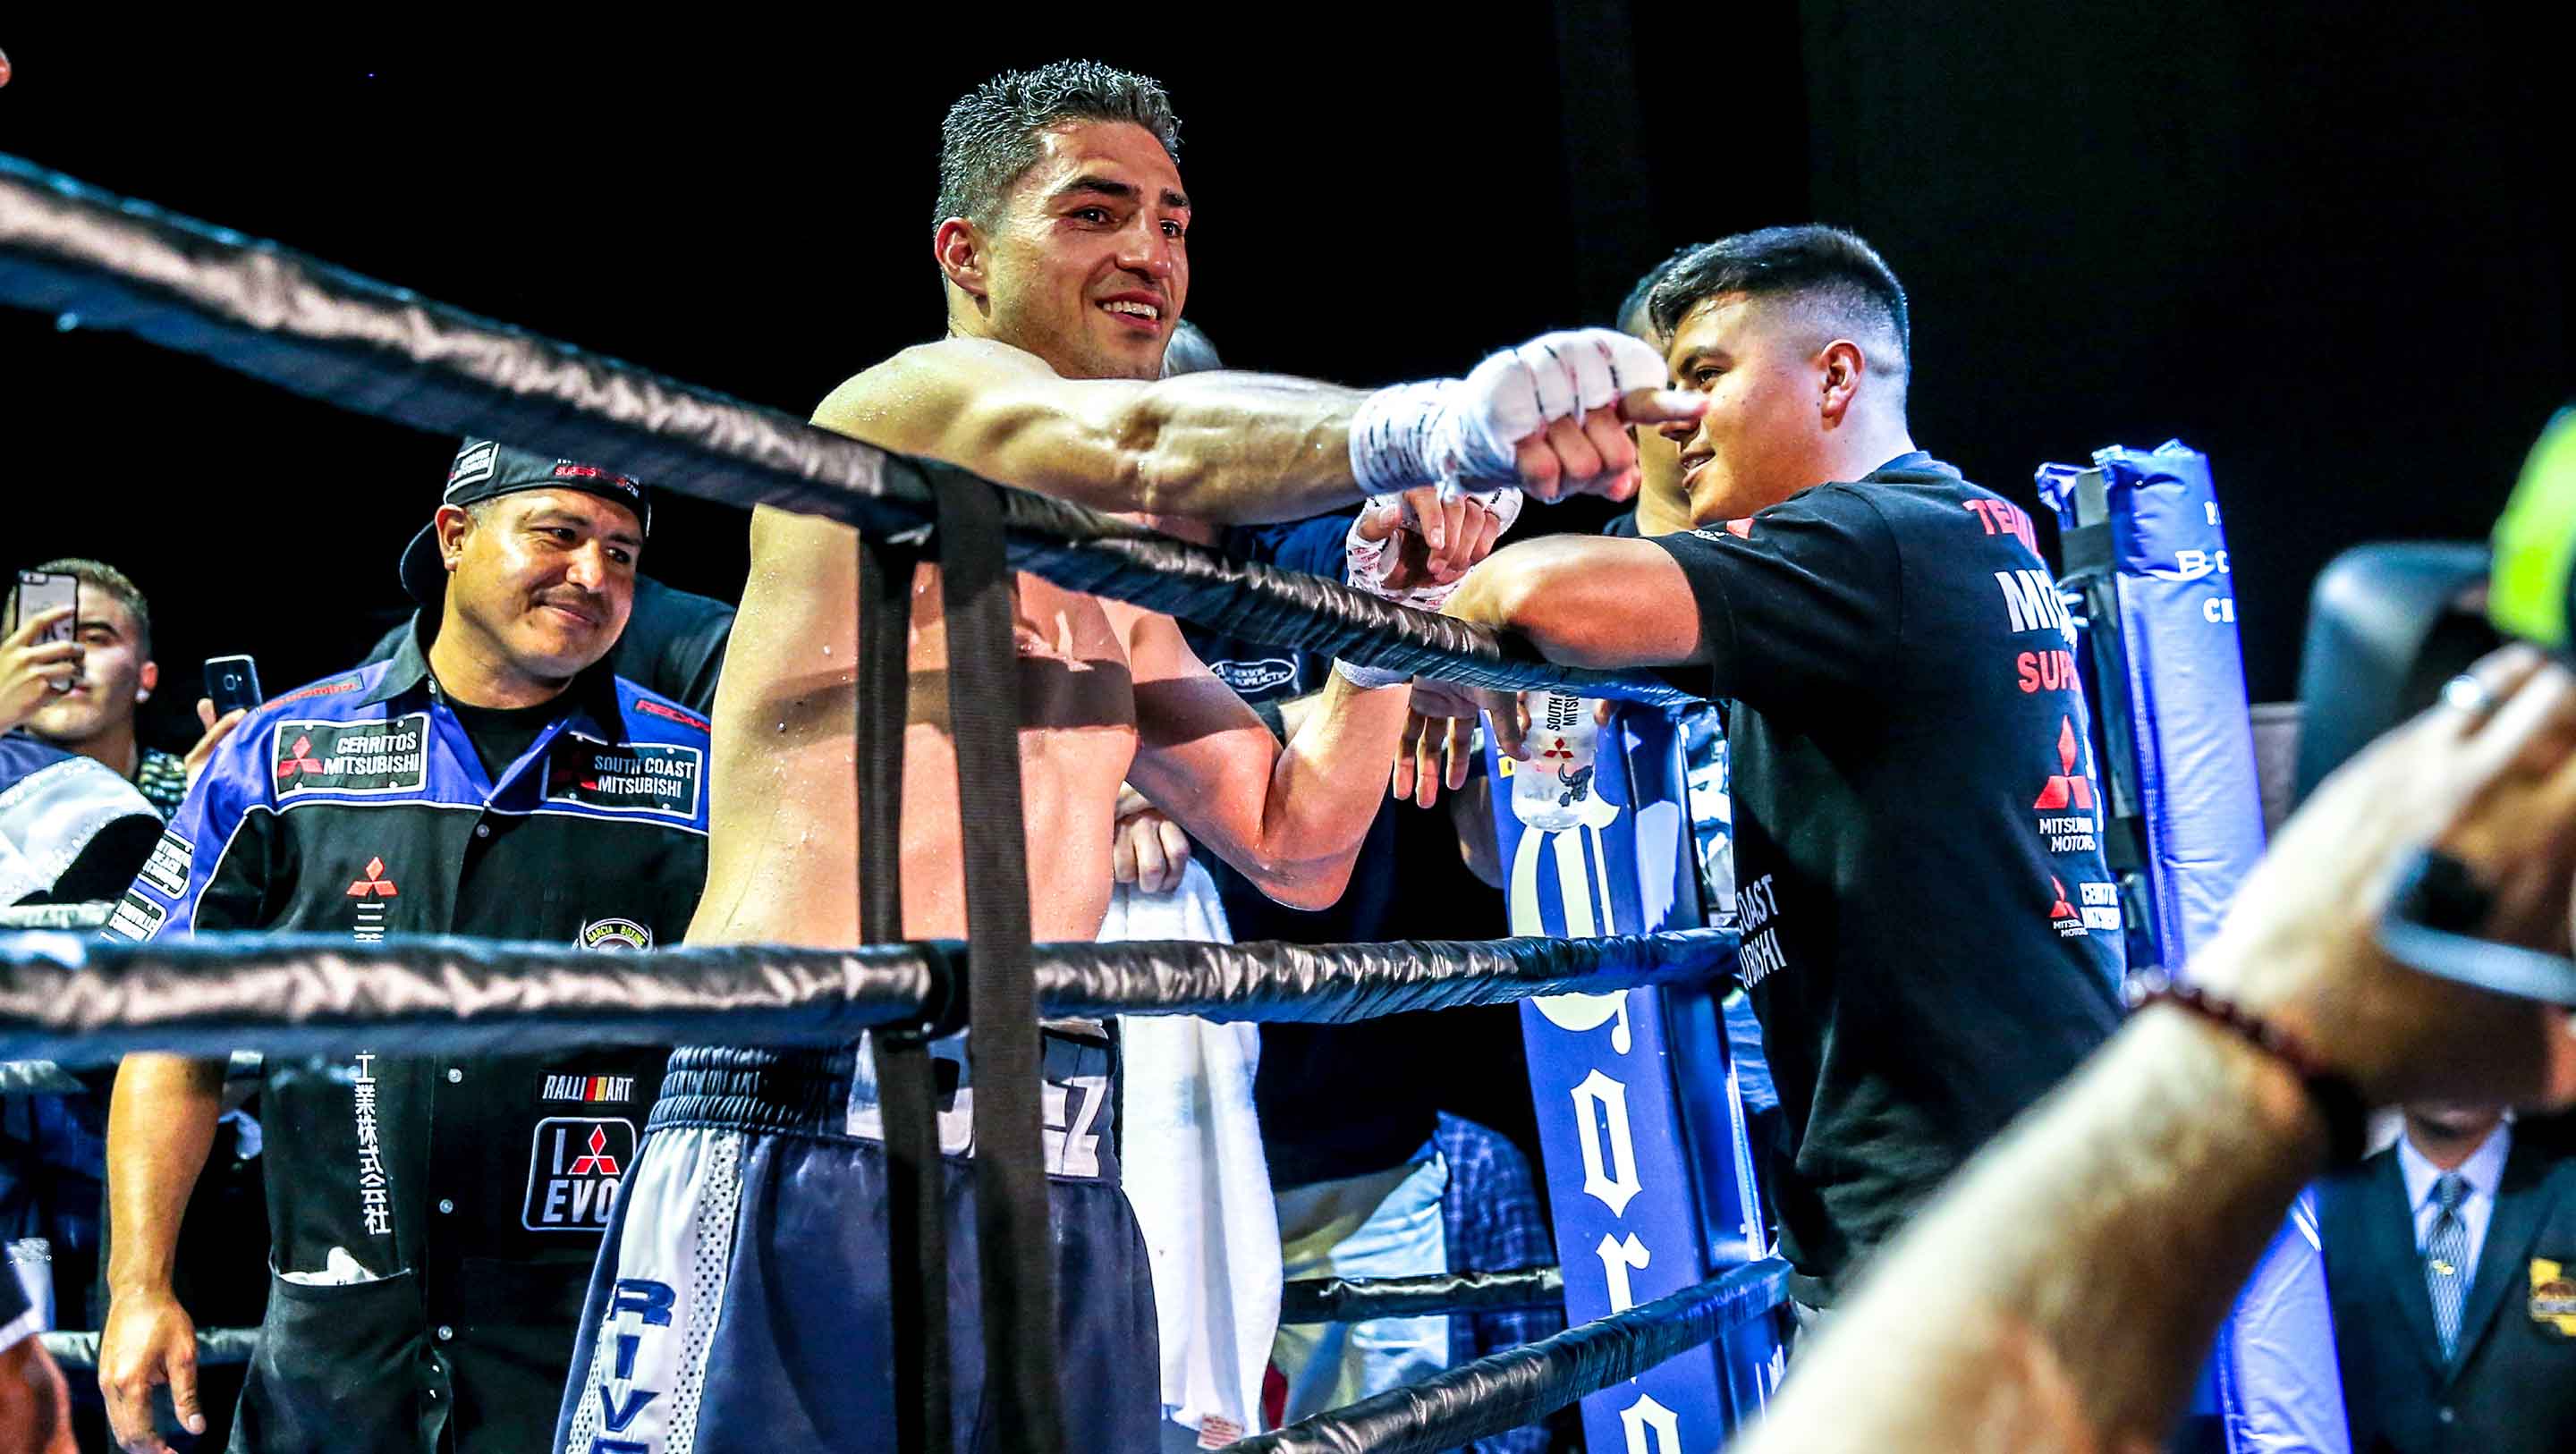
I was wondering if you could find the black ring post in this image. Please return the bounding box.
[929,463,1064,1454]
[860,534,953,1454]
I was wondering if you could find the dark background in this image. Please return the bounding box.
[4,4,2568,752]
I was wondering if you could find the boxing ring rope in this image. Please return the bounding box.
[0,154,1690,708]
[1278,1266,1568,1324]
[0,153,1775,1451]
[1241,1259,1792,1454]
[0,927,1737,1064]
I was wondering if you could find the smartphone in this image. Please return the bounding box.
[13,570,77,644]
[13,571,78,693]
[204,655,264,717]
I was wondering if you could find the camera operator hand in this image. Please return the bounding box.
[98,1285,206,1454]
[2195,644,2576,1109]
[0,605,80,734]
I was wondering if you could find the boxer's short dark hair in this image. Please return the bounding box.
[1648,226,1911,366]
[935,60,1182,229]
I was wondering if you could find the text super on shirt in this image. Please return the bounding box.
[1648,452,2124,1306]
[104,630,711,1452]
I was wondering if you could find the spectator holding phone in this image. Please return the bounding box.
[3,561,238,819]
[1,570,163,906]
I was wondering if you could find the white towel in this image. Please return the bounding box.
[1099,859,1281,1450]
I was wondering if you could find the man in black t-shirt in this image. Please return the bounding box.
[1439,226,2124,1314]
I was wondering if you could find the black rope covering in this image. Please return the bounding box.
[1224,1257,1792,1454]
[0,928,1735,1063]
[42,1325,258,1374]
[0,155,1695,706]
[0,932,938,1062]
[1278,1267,1565,1324]
[1039,929,1734,1022]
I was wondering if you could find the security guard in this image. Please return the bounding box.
[95,441,711,1454]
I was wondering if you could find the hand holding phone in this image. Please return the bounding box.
[3,575,83,731]
[182,656,264,790]
[11,571,80,697]
[203,655,263,718]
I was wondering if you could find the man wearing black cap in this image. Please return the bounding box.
[95,442,714,1454]
[361,452,733,714]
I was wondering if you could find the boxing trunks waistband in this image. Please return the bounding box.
[653,1021,1117,1181]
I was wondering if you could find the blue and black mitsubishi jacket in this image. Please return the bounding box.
[109,623,710,1454]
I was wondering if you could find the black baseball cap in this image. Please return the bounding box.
[398,439,654,604]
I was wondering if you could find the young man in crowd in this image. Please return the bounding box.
[3,562,225,820]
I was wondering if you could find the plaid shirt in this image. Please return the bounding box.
[1437,1113,1577,1453]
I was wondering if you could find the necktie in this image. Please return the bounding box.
[2426,1171,2472,1360]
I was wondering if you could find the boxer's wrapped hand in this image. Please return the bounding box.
[1345,486,1523,608]
[1336,486,1522,691]
[1348,329,1704,503]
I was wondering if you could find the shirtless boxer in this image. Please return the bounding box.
[555,60,1698,1454]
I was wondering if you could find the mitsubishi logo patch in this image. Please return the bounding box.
[544,740,704,820]
[273,714,429,799]
[346,858,399,898]
[348,857,397,943]
[525,1116,635,1231]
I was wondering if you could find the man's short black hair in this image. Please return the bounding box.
[1648,225,1911,366]
[1615,242,1707,342]
[935,60,1182,229]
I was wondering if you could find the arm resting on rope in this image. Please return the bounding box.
[97,1054,224,1452]
[815,339,1368,524]
[1443,536,1704,670]
[1738,648,2576,1454]
[1125,612,1412,911]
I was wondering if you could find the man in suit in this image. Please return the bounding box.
[2319,1103,2576,1452]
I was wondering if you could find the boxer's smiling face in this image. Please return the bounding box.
[975,121,1190,382]
[1659,293,1847,526]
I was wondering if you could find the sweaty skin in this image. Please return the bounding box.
[689,118,1677,949]
[692,505,1156,943]
[688,113,1375,945]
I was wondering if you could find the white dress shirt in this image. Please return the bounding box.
[2398,1119,2512,1291]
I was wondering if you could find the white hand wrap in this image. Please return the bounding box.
[1348,329,1669,502]
[1342,490,1524,610]
[1333,488,1525,690]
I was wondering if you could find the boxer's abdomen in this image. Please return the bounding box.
[691,508,1138,949]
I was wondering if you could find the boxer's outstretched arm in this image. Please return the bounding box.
[1442,535,1706,668]
[817,339,1368,524]
[1123,612,1413,909]
[1740,650,2576,1454]
[816,335,1703,525]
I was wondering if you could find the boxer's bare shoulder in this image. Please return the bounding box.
[811,338,1149,509]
